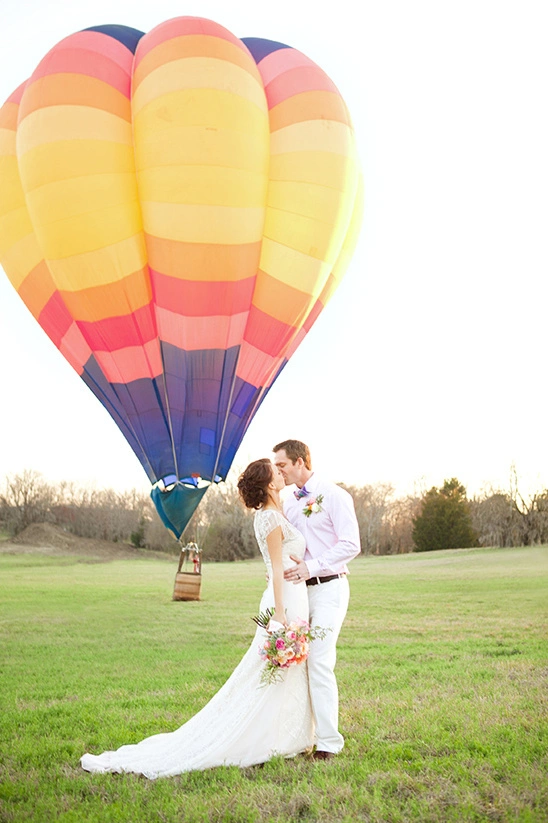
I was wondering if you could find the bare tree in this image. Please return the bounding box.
[0,470,55,534]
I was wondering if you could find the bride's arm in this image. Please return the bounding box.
[266,525,286,627]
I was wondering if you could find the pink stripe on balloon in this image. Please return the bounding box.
[264,66,339,108]
[151,270,255,318]
[51,30,137,71]
[134,16,247,67]
[5,81,27,105]
[254,47,318,86]
[235,340,283,386]
[244,306,295,356]
[38,292,74,347]
[59,321,92,374]
[29,47,132,98]
[156,306,248,350]
[283,327,307,361]
[76,304,157,351]
[95,339,162,383]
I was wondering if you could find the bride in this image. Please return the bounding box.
[81,459,314,778]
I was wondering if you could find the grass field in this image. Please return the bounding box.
[0,546,547,822]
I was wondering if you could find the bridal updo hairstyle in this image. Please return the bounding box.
[237,458,273,510]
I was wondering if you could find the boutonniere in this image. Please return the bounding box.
[303,494,324,517]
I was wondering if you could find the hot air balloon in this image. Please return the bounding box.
[0,17,362,538]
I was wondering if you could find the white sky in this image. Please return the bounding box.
[0,0,547,499]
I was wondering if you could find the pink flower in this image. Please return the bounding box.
[275,638,286,650]
[286,630,297,641]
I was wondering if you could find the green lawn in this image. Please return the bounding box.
[1,546,547,822]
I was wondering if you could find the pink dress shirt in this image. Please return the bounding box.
[283,474,361,577]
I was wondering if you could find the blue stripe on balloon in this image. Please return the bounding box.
[82,24,145,53]
[241,37,291,64]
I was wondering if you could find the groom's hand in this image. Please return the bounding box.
[284,555,310,584]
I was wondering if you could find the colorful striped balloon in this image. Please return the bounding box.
[0,18,362,536]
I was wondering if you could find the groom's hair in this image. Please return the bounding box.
[272,439,312,470]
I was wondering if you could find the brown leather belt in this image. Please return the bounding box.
[306,573,345,587]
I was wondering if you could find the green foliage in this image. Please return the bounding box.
[130,516,146,548]
[413,478,479,552]
[0,547,547,822]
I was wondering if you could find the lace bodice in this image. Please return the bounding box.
[253,509,306,576]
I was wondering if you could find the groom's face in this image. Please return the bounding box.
[273,449,303,487]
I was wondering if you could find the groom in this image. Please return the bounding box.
[273,439,360,760]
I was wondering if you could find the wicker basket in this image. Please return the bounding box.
[172,542,202,601]
[173,571,202,601]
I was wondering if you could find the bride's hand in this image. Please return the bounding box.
[267,611,287,632]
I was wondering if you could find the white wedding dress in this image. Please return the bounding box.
[81,509,314,778]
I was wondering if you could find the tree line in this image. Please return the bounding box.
[1,468,547,559]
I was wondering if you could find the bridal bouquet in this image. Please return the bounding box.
[253,609,329,685]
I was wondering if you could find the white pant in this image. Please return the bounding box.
[307,576,350,753]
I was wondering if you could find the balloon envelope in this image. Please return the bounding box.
[0,18,362,536]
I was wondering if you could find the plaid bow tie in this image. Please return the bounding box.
[294,485,310,500]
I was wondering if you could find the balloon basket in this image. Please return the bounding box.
[172,542,202,601]
[173,571,202,601]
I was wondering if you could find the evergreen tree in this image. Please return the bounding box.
[412,478,478,551]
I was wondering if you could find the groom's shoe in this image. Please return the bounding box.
[313,750,334,761]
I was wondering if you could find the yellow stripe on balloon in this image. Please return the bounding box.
[263,207,350,265]
[0,159,25,217]
[132,58,266,116]
[138,166,267,207]
[259,237,331,295]
[328,174,364,288]
[43,234,147,291]
[20,141,135,190]
[16,107,133,153]
[269,152,358,190]
[0,207,34,256]
[23,172,138,224]
[0,232,42,289]
[0,127,16,158]
[134,122,268,173]
[269,120,356,157]
[267,181,350,225]
[143,203,264,244]
[30,200,142,261]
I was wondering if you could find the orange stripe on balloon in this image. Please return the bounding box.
[29,48,132,97]
[145,236,261,284]
[60,266,151,322]
[0,102,19,130]
[59,321,92,373]
[95,340,163,383]
[134,17,248,68]
[18,261,56,317]
[268,91,351,132]
[19,74,131,122]
[151,270,255,316]
[252,270,312,326]
[156,306,248,350]
[265,67,339,109]
[133,34,261,91]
